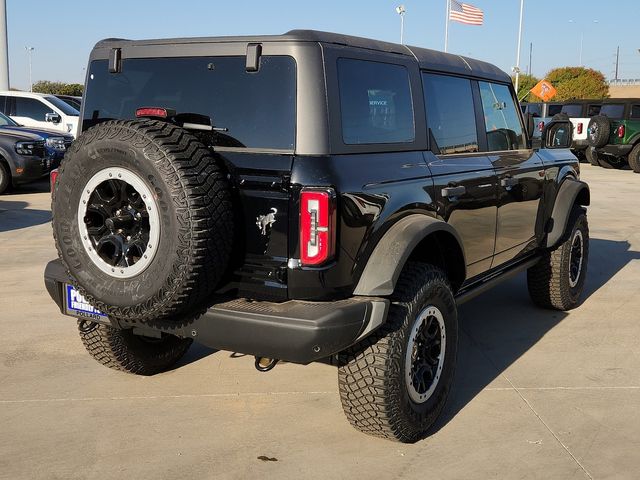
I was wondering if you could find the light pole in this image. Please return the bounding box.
[514,0,524,93]
[396,5,406,44]
[25,47,34,92]
[569,19,598,66]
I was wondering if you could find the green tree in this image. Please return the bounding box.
[512,74,540,102]
[544,67,608,101]
[32,80,83,96]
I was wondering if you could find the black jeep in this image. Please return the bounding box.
[44,30,589,443]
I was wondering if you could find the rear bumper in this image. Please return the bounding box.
[44,260,389,364]
[596,144,633,157]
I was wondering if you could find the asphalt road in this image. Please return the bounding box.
[1,165,639,480]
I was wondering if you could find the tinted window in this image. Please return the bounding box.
[338,58,414,145]
[0,95,7,114]
[587,104,601,117]
[525,103,542,117]
[0,111,17,126]
[630,105,640,119]
[14,97,51,120]
[600,104,624,118]
[423,73,477,154]
[479,82,526,151]
[84,56,297,150]
[561,104,582,117]
[547,104,562,116]
[45,95,79,116]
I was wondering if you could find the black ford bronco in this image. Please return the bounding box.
[44,30,590,443]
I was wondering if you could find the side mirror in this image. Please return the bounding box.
[542,120,573,149]
[45,112,61,124]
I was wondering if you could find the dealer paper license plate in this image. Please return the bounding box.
[64,284,108,321]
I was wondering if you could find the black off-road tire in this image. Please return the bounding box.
[587,116,610,148]
[585,147,600,167]
[527,206,589,311]
[52,120,233,322]
[597,155,624,170]
[78,321,192,375]
[628,143,640,173]
[0,161,10,194]
[337,263,458,443]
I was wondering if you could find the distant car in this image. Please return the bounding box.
[587,98,640,172]
[0,91,79,137]
[55,95,82,111]
[0,110,73,194]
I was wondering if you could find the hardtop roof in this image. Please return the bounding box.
[94,29,510,83]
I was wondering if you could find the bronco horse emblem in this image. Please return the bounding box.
[256,208,278,235]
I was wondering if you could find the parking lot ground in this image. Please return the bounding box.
[1,165,640,480]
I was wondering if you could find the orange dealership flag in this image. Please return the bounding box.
[530,80,557,102]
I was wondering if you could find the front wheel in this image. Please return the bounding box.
[337,263,458,443]
[78,321,193,375]
[527,206,589,310]
[628,143,640,173]
[585,147,600,167]
[0,161,10,194]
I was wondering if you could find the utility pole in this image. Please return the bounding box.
[25,47,34,92]
[514,0,524,93]
[528,42,532,76]
[0,0,9,91]
[614,46,620,81]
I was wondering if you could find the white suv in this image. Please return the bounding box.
[0,91,79,137]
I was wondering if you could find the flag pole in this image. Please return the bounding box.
[514,0,524,93]
[444,0,450,52]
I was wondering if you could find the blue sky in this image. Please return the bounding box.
[6,0,639,90]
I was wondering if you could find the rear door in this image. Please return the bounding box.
[476,81,545,268]
[422,72,498,279]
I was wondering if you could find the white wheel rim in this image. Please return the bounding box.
[404,305,447,404]
[77,167,161,279]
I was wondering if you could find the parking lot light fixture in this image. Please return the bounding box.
[396,5,406,44]
[569,19,598,66]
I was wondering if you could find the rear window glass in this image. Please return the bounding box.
[337,58,415,145]
[83,56,297,150]
[600,104,624,119]
[561,104,582,117]
[524,103,542,117]
[547,104,562,116]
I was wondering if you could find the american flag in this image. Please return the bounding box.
[449,0,484,26]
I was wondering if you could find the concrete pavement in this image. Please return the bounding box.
[1,165,639,479]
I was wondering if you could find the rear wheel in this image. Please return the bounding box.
[337,263,458,443]
[527,206,589,310]
[598,155,625,170]
[0,161,10,194]
[585,147,600,167]
[78,321,192,375]
[628,143,640,173]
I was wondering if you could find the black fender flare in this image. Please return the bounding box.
[353,214,466,296]
[545,178,590,248]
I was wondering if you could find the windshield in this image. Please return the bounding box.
[83,56,297,151]
[0,110,18,126]
[44,95,80,116]
[600,104,624,119]
[57,96,82,110]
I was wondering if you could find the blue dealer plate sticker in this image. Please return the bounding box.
[65,284,108,320]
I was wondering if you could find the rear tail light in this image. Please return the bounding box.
[50,168,59,192]
[617,124,625,138]
[300,188,336,266]
[577,122,583,134]
[537,121,545,132]
[135,107,176,119]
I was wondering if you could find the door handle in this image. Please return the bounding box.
[441,185,466,198]
[501,177,519,189]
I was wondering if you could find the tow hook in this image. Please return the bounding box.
[255,357,279,372]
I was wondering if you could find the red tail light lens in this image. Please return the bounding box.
[300,188,336,266]
[577,122,583,134]
[50,168,59,192]
[537,121,545,132]
[617,124,625,138]
[135,107,174,118]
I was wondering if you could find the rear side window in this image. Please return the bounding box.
[479,82,526,151]
[547,104,562,116]
[423,73,478,154]
[14,97,51,120]
[587,104,601,117]
[630,105,640,119]
[600,104,624,119]
[561,104,582,117]
[83,56,296,150]
[337,58,414,145]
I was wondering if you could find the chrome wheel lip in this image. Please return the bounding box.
[77,167,160,279]
[569,229,584,288]
[404,305,446,404]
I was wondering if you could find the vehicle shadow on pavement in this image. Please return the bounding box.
[432,237,640,434]
[0,199,51,233]
[173,343,218,370]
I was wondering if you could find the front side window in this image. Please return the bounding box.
[479,81,526,151]
[337,58,414,145]
[84,56,297,150]
[423,73,478,154]
[14,97,51,120]
[525,103,542,117]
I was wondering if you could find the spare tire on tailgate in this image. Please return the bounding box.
[587,115,610,148]
[52,120,233,322]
